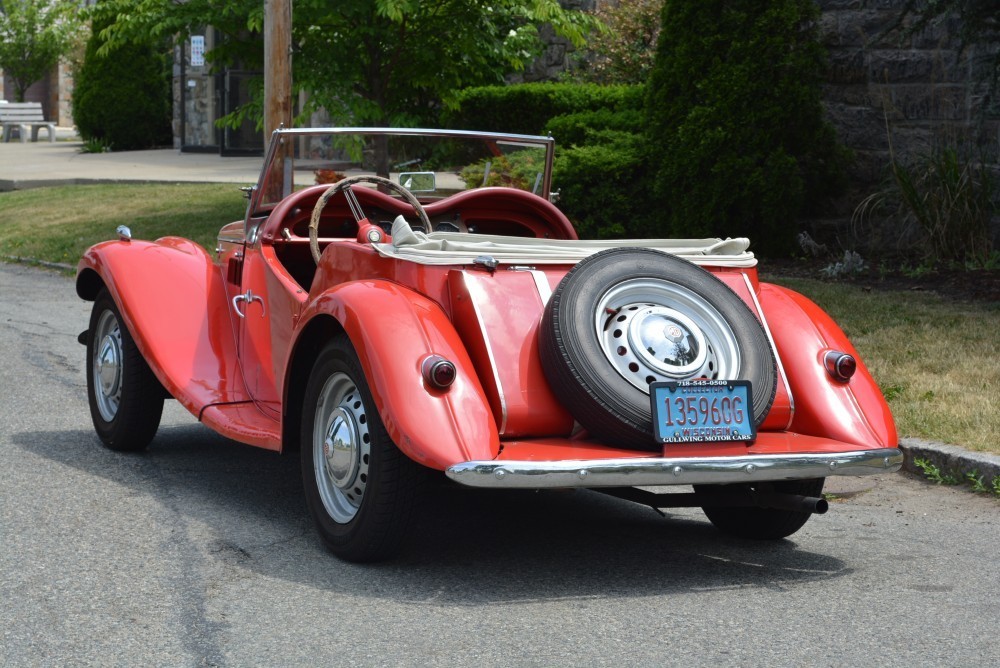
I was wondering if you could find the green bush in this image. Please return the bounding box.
[442,83,644,136]
[568,0,661,85]
[645,0,848,255]
[545,108,644,148]
[553,130,655,239]
[72,16,172,151]
[458,147,548,191]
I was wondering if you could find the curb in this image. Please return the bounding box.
[1,255,74,272]
[899,437,1000,483]
[0,178,223,193]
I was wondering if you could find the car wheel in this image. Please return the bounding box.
[539,248,776,450]
[86,289,164,451]
[300,336,422,562]
[696,478,825,539]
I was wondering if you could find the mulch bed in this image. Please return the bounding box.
[760,258,1000,304]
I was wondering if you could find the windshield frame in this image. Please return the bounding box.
[248,127,556,219]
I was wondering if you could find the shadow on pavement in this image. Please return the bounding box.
[16,424,851,603]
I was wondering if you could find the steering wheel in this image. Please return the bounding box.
[309,174,433,264]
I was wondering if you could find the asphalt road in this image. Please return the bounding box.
[1,262,997,667]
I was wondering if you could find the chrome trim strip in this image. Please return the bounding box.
[445,448,903,489]
[743,273,795,430]
[462,272,508,434]
[528,270,552,306]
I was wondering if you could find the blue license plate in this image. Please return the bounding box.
[650,380,755,444]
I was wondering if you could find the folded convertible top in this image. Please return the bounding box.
[376,216,757,268]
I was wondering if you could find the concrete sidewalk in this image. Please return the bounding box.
[0,136,263,190]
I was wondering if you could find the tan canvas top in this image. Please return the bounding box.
[375,216,757,268]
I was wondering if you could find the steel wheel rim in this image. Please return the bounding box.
[93,309,124,422]
[595,278,741,391]
[312,372,371,524]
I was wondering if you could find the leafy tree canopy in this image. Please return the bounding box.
[88,0,597,127]
[0,0,79,101]
[569,0,661,85]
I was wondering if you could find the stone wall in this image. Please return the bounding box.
[508,0,599,83]
[55,61,74,127]
[818,0,999,214]
[172,35,218,149]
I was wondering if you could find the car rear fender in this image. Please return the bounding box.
[76,238,246,415]
[758,283,897,449]
[291,280,500,469]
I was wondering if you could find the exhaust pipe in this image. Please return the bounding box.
[752,491,828,514]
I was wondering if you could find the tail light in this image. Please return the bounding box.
[824,350,857,382]
[421,355,457,390]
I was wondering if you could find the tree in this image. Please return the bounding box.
[0,0,78,102]
[87,0,596,130]
[644,0,848,255]
[571,0,662,85]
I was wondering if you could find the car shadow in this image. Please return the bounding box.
[16,424,852,604]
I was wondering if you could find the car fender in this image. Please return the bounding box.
[292,280,500,469]
[76,237,245,415]
[758,283,897,449]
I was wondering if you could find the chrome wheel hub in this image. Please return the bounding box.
[313,372,370,524]
[596,278,741,391]
[93,310,123,421]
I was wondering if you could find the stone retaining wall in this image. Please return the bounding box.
[818,0,999,221]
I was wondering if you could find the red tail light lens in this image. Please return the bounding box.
[421,355,457,389]
[824,351,857,382]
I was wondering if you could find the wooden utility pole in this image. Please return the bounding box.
[264,0,292,142]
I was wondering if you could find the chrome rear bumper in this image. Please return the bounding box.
[445,447,903,489]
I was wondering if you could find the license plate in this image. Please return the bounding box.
[650,380,755,444]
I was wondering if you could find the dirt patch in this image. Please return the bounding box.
[760,258,1000,304]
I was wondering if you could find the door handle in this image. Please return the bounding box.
[233,290,265,318]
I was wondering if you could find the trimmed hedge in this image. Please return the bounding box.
[553,130,655,239]
[645,0,848,255]
[545,108,644,148]
[72,17,172,151]
[442,83,644,136]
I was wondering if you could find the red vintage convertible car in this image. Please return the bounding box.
[77,128,902,561]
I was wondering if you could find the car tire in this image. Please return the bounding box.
[86,288,164,451]
[539,248,776,450]
[696,478,825,540]
[300,336,423,562]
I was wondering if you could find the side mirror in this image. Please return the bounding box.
[399,172,436,193]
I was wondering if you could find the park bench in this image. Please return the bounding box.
[0,102,56,143]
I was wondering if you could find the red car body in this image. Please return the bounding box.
[78,128,901,561]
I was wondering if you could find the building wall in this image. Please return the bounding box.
[173,34,219,149]
[819,0,999,210]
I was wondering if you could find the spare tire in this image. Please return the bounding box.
[539,248,776,451]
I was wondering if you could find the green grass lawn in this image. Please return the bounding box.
[0,183,246,265]
[770,277,999,454]
[2,183,997,453]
